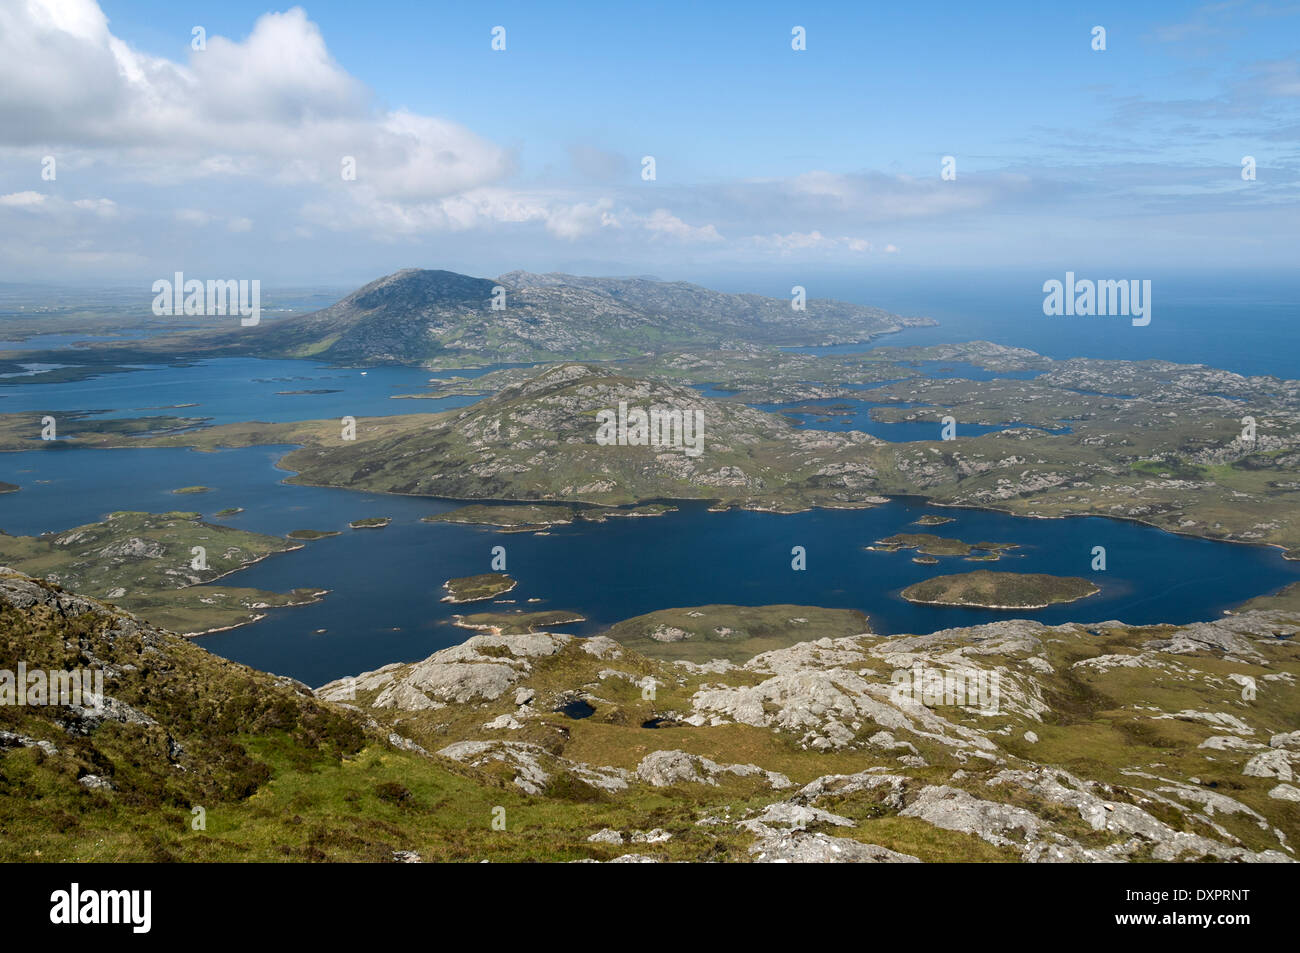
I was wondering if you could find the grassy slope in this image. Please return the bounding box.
[325,609,1300,862]
[0,573,998,862]
[603,604,872,664]
[4,572,1298,862]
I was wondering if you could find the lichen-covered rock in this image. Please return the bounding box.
[318,633,572,707]
[635,749,791,789]
[900,785,1043,848]
[438,740,631,795]
[750,831,919,863]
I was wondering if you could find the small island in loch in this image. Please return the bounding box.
[452,609,586,634]
[912,514,955,526]
[871,533,1018,561]
[901,570,1100,609]
[423,502,678,532]
[441,573,518,603]
[423,504,579,532]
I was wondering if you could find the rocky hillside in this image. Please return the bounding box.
[260,269,933,365]
[318,607,1300,863]
[4,565,1297,862]
[0,568,369,860]
[42,270,932,369]
[281,362,888,509]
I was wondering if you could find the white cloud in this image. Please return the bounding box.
[0,191,116,217]
[543,198,621,240]
[0,191,48,208]
[0,2,510,204]
[743,230,877,255]
[71,197,117,217]
[641,209,722,242]
[787,170,1016,220]
[0,1,1158,278]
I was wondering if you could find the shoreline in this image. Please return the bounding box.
[276,460,1299,563]
[14,439,1298,560]
[900,591,1100,610]
[440,578,518,604]
[183,587,330,638]
[5,340,1294,558]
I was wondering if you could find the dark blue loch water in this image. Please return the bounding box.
[0,331,160,350]
[0,273,1295,686]
[757,271,1300,379]
[751,397,1065,441]
[0,358,504,426]
[0,445,1295,687]
[694,361,1053,441]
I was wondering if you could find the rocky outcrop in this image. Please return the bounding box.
[224,268,931,366]
[323,602,1300,863]
[317,632,572,709]
[635,749,791,790]
[750,830,920,863]
[437,740,632,795]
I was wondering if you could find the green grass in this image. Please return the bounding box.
[452,610,585,634]
[441,573,516,603]
[901,571,1100,609]
[0,510,316,633]
[5,575,1299,862]
[602,604,872,664]
[873,533,1017,559]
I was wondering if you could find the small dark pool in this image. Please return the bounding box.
[557,700,595,719]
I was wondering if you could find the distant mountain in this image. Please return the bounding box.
[5,268,935,368]
[121,268,933,367]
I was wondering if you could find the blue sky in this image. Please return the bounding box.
[0,0,1296,285]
